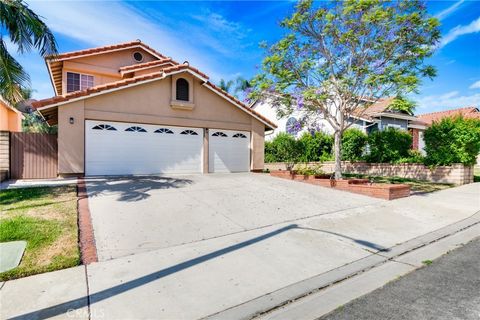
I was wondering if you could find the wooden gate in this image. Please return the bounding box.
[10,132,58,179]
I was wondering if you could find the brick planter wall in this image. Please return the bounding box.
[269,170,410,200]
[265,162,473,185]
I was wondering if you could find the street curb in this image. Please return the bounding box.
[203,211,480,320]
[77,178,98,264]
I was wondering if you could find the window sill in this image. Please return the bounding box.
[170,100,195,110]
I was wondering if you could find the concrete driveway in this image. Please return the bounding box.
[85,173,380,261]
[2,176,478,320]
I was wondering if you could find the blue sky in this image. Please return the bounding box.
[8,0,480,114]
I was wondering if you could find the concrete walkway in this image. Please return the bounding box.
[1,182,479,320]
[0,177,77,190]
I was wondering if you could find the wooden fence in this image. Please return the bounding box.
[10,132,58,179]
[0,131,9,181]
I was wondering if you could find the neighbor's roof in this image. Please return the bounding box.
[33,64,277,129]
[0,96,23,115]
[352,97,395,121]
[417,107,480,125]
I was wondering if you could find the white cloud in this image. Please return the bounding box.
[470,80,480,89]
[440,16,480,48]
[435,0,464,21]
[26,1,250,84]
[416,91,480,110]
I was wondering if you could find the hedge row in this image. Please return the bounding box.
[265,116,480,166]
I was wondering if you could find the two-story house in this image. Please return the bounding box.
[32,40,276,176]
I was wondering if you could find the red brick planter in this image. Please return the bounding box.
[77,178,98,264]
[270,171,410,200]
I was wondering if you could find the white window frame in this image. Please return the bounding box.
[386,123,402,129]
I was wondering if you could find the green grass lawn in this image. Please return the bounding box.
[342,173,454,194]
[0,186,80,281]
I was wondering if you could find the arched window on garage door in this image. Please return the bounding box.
[125,126,147,132]
[92,124,117,131]
[212,131,228,137]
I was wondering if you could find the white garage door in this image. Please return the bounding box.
[209,129,250,173]
[85,120,203,176]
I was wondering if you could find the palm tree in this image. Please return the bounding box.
[234,76,251,94]
[0,0,57,104]
[218,79,234,93]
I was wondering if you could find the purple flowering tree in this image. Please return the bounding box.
[251,0,440,179]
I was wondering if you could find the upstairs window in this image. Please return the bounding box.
[67,72,94,93]
[176,78,189,101]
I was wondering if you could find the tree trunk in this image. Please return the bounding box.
[333,130,342,180]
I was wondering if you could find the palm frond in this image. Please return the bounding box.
[0,38,30,104]
[0,0,57,56]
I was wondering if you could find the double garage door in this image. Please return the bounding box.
[85,120,250,176]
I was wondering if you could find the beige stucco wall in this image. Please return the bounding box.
[61,48,158,92]
[56,73,267,174]
[0,102,22,132]
[58,100,85,174]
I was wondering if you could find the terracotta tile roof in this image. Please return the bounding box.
[409,119,428,126]
[204,82,277,129]
[46,40,167,61]
[417,107,480,125]
[119,58,176,72]
[32,64,276,129]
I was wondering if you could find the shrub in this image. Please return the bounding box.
[367,128,412,163]
[341,128,368,161]
[396,150,425,164]
[424,116,480,166]
[298,131,333,162]
[295,164,325,176]
[264,141,277,163]
[266,133,303,169]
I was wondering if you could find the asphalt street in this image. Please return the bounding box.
[321,237,480,320]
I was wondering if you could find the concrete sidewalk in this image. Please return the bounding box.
[1,183,479,320]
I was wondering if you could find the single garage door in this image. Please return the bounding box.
[85,120,203,176]
[209,129,250,173]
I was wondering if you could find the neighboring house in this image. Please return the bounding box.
[413,106,480,156]
[32,40,276,176]
[0,96,23,132]
[252,97,419,140]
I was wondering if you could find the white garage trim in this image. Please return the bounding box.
[85,120,203,176]
[208,129,251,173]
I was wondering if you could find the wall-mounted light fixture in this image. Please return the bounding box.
[69,117,74,124]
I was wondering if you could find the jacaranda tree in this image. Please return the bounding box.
[251,0,440,178]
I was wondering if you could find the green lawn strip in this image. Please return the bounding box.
[342,173,453,193]
[0,186,80,281]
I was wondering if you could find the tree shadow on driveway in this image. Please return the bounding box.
[297,226,390,252]
[84,176,194,202]
[7,224,389,319]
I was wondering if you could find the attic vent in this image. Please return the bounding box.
[133,51,144,62]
